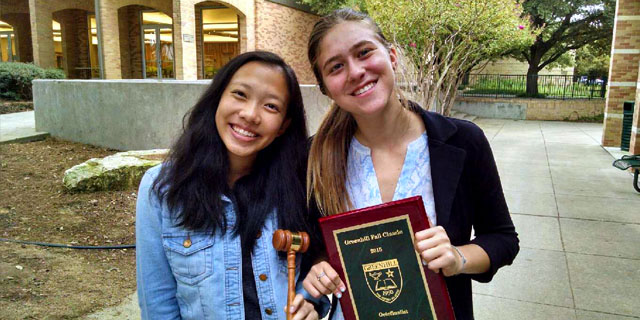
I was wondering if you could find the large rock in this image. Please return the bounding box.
[63,149,167,192]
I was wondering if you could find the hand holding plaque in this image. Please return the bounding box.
[318,196,455,320]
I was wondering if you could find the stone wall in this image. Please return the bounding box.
[33,80,331,151]
[454,97,605,121]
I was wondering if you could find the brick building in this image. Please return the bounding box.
[602,0,640,154]
[0,0,319,83]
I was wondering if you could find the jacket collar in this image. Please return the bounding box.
[413,104,466,228]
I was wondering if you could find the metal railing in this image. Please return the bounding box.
[459,74,607,99]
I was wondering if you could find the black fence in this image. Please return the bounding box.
[459,74,607,99]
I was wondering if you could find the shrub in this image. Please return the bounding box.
[0,62,65,101]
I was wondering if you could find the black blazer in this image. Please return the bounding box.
[416,105,519,319]
[316,105,519,320]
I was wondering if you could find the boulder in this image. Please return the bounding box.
[63,149,168,192]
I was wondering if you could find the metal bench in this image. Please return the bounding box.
[612,155,640,193]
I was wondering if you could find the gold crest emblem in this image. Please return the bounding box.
[362,259,403,303]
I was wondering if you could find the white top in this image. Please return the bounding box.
[345,132,437,226]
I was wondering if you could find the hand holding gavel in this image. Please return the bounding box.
[273,229,310,320]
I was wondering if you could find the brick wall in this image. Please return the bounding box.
[53,9,90,79]
[255,0,319,84]
[602,0,640,148]
[117,5,143,79]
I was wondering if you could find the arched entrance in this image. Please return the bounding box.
[117,5,174,79]
[0,20,17,62]
[195,1,241,79]
[51,8,94,78]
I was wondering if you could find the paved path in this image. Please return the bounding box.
[472,119,640,319]
[83,118,640,319]
[0,111,48,144]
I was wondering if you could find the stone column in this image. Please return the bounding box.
[97,0,121,79]
[28,0,54,68]
[602,0,640,147]
[172,0,197,80]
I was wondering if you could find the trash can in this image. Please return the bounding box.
[621,101,635,151]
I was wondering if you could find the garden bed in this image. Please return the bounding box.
[0,138,138,319]
[1,100,33,115]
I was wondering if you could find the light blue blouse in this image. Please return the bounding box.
[346,132,437,226]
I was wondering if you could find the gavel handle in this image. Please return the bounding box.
[287,250,296,320]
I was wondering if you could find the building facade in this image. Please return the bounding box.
[0,0,319,83]
[602,0,640,154]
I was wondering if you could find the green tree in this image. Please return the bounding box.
[517,0,614,96]
[299,0,534,115]
[299,0,364,14]
[367,0,534,114]
[574,38,611,79]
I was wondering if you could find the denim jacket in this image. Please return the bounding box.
[136,165,314,320]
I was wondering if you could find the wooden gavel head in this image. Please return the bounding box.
[272,229,310,253]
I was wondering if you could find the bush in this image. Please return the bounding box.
[0,62,65,101]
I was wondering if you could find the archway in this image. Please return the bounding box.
[0,20,17,62]
[195,1,243,79]
[117,5,174,79]
[51,8,94,78]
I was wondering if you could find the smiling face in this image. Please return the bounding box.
[316,21,398,118]
[215,61,290,168]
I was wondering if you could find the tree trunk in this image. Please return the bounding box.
[526,66,539,97]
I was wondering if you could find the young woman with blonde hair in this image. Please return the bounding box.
[302,8,518,319]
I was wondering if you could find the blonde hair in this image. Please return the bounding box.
[306,8,392,216]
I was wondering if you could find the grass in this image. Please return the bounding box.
[461,76,605,99]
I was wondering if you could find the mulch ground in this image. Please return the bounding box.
[0,137,139,319]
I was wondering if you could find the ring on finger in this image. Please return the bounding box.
[316,271,326,281]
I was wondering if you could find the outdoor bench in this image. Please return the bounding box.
[612,155,640,193]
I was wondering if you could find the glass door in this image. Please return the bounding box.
[142,26,174,79]
[0,32,16,62]
[159,27,174,78]
[143,27,158,78]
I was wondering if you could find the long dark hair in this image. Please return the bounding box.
[153,51,310,250]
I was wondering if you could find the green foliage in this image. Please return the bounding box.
[0,62,65,101]
[298,0,365,15]
[364,0,535,114]
[368,0,534,61]
[516,0,614,73]
[461,74,604,98]
[574,40,610,78]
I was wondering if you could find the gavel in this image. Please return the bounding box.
[272,229,310,320]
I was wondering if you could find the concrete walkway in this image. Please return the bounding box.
[0,111,49,144]
[77,119,638,319]
[472,119,640,319]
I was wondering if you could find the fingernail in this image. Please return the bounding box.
[340,286,346,292]
[422,259,427,266]
[336,293,342,299]
[290,306,295,313]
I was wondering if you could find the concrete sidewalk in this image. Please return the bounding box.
[82,119,640,319]
[473,119,640,319]
[0,111,49,144]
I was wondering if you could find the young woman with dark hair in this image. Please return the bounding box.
[301,9,519,320]
[136,51,320,320]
